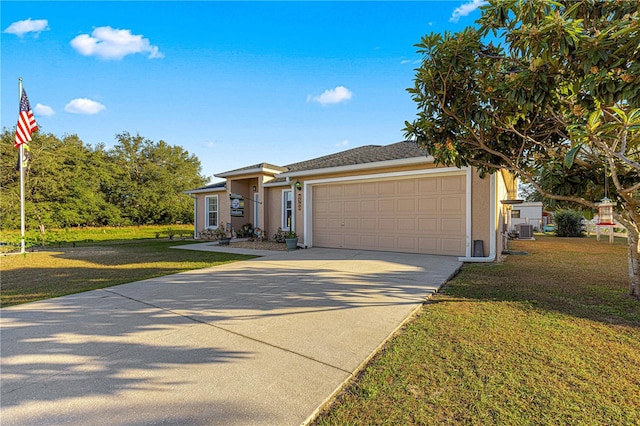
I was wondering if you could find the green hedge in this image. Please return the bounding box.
[555,210,585,237]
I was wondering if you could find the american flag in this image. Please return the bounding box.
[15,89,38,148]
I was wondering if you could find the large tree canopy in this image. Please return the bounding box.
[0,130,207,229]
[104,132,206,225]
[404,0,640,297]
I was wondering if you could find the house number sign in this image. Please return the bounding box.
[297,193,302,211]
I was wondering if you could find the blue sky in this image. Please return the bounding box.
[2,1,486,181]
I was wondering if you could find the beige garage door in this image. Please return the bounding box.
[312,175,466,256]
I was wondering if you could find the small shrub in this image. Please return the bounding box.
[214,226,230,240]
[253,227,265,241]
[236,223,254,238]
[554,210,584,237]
[273,227,287,243]
[198,228,227,240]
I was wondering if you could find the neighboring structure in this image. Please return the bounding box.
[510,201,544,231]
[185,141,518,261]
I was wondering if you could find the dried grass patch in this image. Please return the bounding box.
[314,235,640,425]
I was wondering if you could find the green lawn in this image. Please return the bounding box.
[1,238,252,307]
[0,224,194,250]
[3,230,638,423]
[314,235,640,425]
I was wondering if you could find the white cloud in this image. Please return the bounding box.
[308,86,353,106]
[450,0,488,23]
[70,26,164,60]
[336,139,350,148]
[4,18,49,37]
[34,103,55,116]
[400,58,421,65]
[65,98,106,115]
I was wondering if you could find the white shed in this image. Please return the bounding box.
[510,202,543,231]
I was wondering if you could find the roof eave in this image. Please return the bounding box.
[215,166,286,178]
[263,180,292,188]
[279,156,435,178]
[184,186,227,195]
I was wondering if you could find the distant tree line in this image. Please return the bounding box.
[1,130,207,230]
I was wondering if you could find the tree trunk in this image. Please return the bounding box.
[627,229,640,299]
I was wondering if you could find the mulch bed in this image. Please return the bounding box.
[228,240,288,251]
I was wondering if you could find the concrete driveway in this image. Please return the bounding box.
[1,247,461,425]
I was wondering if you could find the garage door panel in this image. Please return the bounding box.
[315,217,329,228]
[360,200,376,211]
[398,237,417,250]
[397,218,416,232]
[361,182,377,195]
[312,174,466,255]
[342,232,361,244]
[360,235,377,249]
[344,185,360,196]
[328,186,344,197]
[378,181,396,195]
[441,175,465,192]
[418,218,438,232]
[418,238,438,251]
[378,218,395,229]
[398,180,416,193]
[441,196,463,212]
[314,201,330,214]
[315,186,330,197]
[397,198,415,212]
[329,203,343,213]
[378,236,396,250]
[441,238,464,254]
[361,218,376,229]
[344,201,360,212]
[418,198,438,212]
[343,218,359,230]
[418,178,438,193]
[378,200,395,213]
[441,217,464,233]
[326,218,344,228]
[314,232,342,247]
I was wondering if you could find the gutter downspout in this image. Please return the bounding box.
[189,194,197,239]
[458,173,497,262]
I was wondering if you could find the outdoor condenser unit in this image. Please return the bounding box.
[518,224,533,239]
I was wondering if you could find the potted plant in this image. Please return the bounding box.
[214,226,231,246]
[239,223,253,238]
[284,230,298,250]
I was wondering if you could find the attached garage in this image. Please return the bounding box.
[311,173,467,256]
[189,141,510,261]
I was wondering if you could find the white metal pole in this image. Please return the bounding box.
[18,78,26,254]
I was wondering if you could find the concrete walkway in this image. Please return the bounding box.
[1,247,462,425]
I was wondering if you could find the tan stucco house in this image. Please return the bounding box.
[186,141,518,261]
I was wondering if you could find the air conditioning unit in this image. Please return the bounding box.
[519,224,533,239]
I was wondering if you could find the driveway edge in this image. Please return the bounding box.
[303,263,463,425]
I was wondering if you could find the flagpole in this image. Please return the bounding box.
[18,77,26,254]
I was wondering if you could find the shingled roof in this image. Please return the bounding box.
[284,141,426,173]
[211,141,427,181]
[185,180,227,193]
